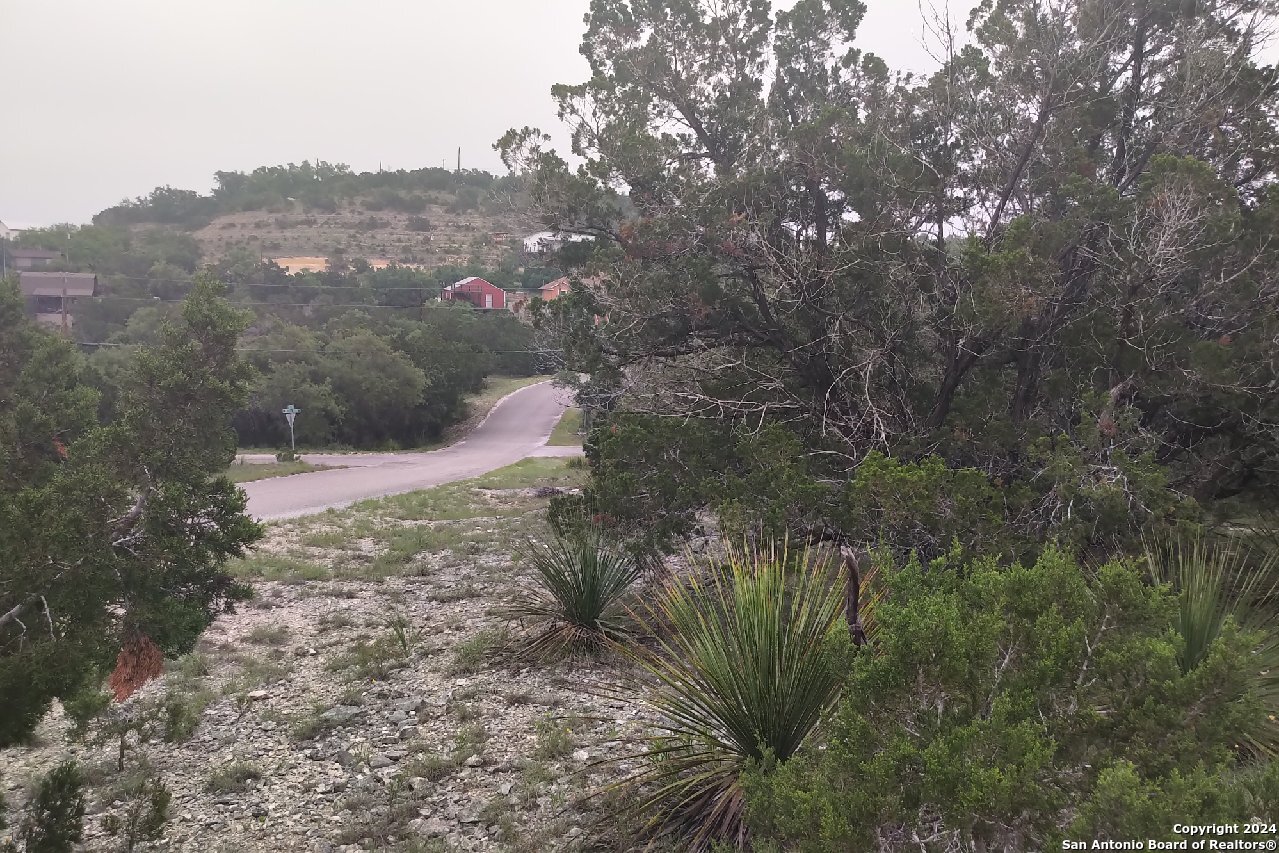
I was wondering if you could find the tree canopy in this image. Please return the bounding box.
[0,273,260,746]
[508,0,1279,559]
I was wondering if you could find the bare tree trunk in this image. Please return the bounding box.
[844,551,868,647]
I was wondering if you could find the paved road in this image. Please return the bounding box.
[241,381,576,521]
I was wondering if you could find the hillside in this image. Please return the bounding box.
[190,198,538,271]
[93,162,545,271]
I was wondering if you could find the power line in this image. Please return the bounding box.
[88,273,461,291]
[77,341,558,355]
[89,296,446,309]
[64,266,563,291]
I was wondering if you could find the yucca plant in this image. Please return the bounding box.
[620,542,853,850]
[1150,536,1279,755]
[506,533,642,658]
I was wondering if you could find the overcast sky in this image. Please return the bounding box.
[10,0,1260,227]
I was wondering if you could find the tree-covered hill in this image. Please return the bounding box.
[2,162,563,452]
[90,161,539,268]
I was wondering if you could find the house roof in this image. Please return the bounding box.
[10,248,61,260]
[19,271,97,297]
[524,230,594,242]
[443,276,499,291]
[540,276,571,297]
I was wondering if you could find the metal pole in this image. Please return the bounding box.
[289,419,296,453]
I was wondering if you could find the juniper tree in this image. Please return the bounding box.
[503,0,1279,559]
[0,272,260,746]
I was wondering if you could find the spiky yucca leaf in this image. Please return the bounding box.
[622,542,851,849]
[1150,537,1279,755]
[506,534,642,658]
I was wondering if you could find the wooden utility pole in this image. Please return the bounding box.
[60,279,69,338]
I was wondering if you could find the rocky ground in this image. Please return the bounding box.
[1,457,657,852]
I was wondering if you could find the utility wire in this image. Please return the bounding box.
[87,296,475,309]
[60,271,558,291]
[77,341,558,354]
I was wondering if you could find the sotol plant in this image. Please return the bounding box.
[506,534,642,658]
[1150,537,1279,755]
[622,542,852,849]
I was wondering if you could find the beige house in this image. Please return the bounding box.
[19,271,97,330]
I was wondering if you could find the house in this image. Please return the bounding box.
[0,220,21,241]
[539,276,572,301]
[19,271,97,330]
[508,276,574,316]
[9,248,62,270]
[521,231,594,255]
[439,276,506,310]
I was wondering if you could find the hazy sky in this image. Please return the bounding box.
[0,1,1004,225]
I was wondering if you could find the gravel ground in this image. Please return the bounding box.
[1,461,655,853]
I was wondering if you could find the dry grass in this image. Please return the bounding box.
[230,457,588,583]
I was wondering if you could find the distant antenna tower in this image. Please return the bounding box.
[456,147,461,173]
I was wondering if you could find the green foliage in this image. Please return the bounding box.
[206,761,262,794]
[1150,537,1279,755]
[93,161,515,227]
[623,543,850,849]
[744,548,1278,850]
[160,688,206,743]
[62,689,111,742]
[0,274,260,746]
[505,533,642,658]
[326,635,409,682]
[838,453,1008,562]
[448,627,506,675]
[233,307,536,449]
[513,0,1279,560]
[101,776,170,853]
[533,716,576,759]
[18,762,85,853]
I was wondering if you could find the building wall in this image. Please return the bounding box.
[444,281,506,309]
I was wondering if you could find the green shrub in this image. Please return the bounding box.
[326,635,408,681]
[244,624,290,646]
[207,762,263,794]
[532,716,574,759]
[452,722,489,763]
[160,690,205,743]
[19,762,85,853]
[102,776,169,852]
[62,689,111,742]
[744,548,1279,851]
[622,542,850,849]
[447,627,506,675]
[505,534,641,658]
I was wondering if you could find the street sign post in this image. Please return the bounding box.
[282,404,301,454]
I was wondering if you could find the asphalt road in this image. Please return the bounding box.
[241,381,576,521]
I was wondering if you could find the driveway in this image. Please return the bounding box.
[241,381,576,521]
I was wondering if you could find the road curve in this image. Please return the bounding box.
[241,381,575,521]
